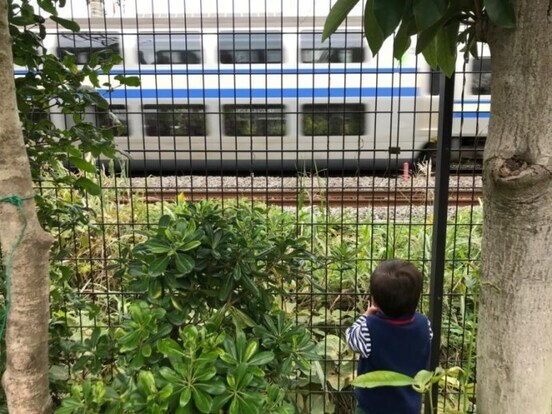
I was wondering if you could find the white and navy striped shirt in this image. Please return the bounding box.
[346,315,372,358]
[346,314,433,359]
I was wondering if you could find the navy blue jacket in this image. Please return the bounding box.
[346,312,432,414]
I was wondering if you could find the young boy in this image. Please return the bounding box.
[346,259,433,414]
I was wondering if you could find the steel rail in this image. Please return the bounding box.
[122,188,482,207]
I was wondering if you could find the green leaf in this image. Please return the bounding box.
[175,253,194,274]
[150,255,171,275]
[196,380,226,395]
[75,177,101,196]
[421,34,438,69]
[146,239,172,254]
[195,366,217,382]
[218,275,234,301]
[248,351,274,366]
[180,240,201,252]
[484,0,516,28]
[114,74,141,87]
[158,338,186,358]
[244,341,258,362]
[148,279,163,299]
[142,343,152,358]
[159,366,183,384]
[50,16,80,32]
[192,388,213,413]
[373,0,405,38]
[413,369,434,391]
[413,0,447,31]
[416,23,441,55]
[159,384,174,400]
[435,20,460,77]
[239,274,260,297]
[68,156,97,174]
[351,370,415,388]
[38,0,58,15]
[322,0,361,41]
[138,371,157,394]
[393,19,413,60]
[180,388,192,407]
[364,0,386,55]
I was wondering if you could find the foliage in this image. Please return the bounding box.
[10,0,138,190]
[127,201,312,325]
[44,186,480,413]
[54,201,319,413]
[323,0,517,76]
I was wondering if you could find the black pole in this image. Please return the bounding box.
[425,71,454,414]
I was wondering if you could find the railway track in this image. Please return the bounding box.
[133,188,482,207]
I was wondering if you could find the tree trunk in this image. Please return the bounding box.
[0,1,53,412]
[477,0,552,412]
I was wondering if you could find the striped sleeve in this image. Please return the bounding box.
[428,319,434,341]
[346,315,371,358]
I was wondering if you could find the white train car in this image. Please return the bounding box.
[33,15,490,173]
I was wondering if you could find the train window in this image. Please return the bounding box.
[223,105,286,136]
[218,33,282,64]
[471,56,491,95]
[302,104,365,135]
[57,33,120,65]
[96,105,128,136]
[138,33,201,65]
[143,105,206,136]
[300,32,364,63]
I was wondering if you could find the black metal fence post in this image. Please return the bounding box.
[425,71,454,414]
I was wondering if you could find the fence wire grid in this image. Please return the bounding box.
[13,0,487,412]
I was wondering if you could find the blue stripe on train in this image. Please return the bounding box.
[101,87,418,99]
[453,112,490,118]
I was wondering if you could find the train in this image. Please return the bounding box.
[19,14,491,174]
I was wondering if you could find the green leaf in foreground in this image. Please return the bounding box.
[50,16,80,32]
[322,0,360,41]
[484,0,516,28]
[75,177,101,196]
[351,370,415,388]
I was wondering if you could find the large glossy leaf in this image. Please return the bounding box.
[50,15,80,31]
[37,0,58,15]
[373,0,405,38]
[436,20,460,77]
[196,380,226,395]
[179,388,192,407]
[75,177,101,196]
[68,156,97,174]
[192,388,213,413]
[322,0,361,41]
[195,366,217,382]
[175,253,194,274]
[421,34,439,70]
[159,366,183,384]
[484,0,516,28]
[247,351,275,366]
[413,0,447,31]
[157,338,186,358]
[149,256,171,275]
[393,19,413,60]
[352,370,415,388]
[364,0,385,55]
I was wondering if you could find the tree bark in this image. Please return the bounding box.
[478,0,552,412]
[0,1,53,412]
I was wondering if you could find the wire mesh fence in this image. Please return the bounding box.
[9,0,488,412]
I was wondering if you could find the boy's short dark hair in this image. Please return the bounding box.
[370,260,422,317]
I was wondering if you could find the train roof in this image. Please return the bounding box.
[43,15,364,31]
